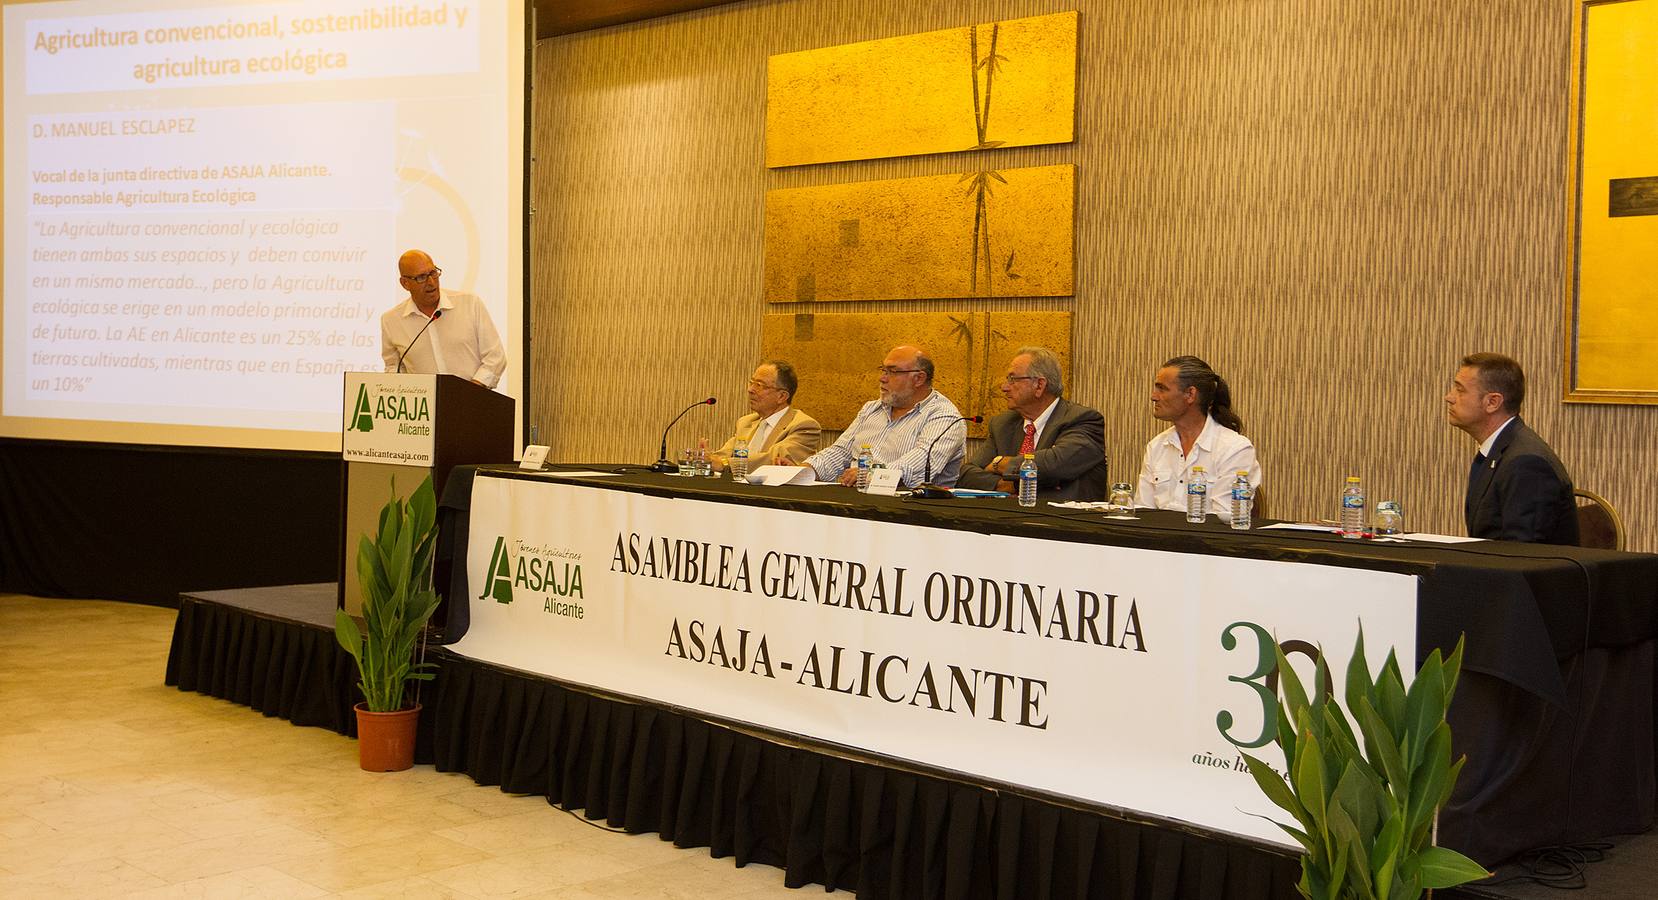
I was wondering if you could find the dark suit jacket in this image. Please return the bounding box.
[1465,417,1579,546]
[956,398,1109,501]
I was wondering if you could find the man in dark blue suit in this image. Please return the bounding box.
[957,347,1108,501]
[1446,353,1579,545]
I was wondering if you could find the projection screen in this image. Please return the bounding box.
[1,0,528,451]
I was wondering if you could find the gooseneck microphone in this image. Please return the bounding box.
[650,397,717,473]
[913,415,983,498]
[395,308,443,373]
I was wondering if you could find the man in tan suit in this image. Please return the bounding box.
[712,360,822,470]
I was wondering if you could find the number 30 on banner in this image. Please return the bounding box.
[1215,621,1335,749]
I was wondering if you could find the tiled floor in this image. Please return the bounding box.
[0,595,808,899]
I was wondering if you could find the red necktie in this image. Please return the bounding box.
[1019,422,1036,455]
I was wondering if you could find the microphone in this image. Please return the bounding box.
[649,397,717,473]
[395,308,442,373]
[913,415,982,499]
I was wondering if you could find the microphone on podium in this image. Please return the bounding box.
[911,415,983,499]
[394,309,442,373]
[649,397,717,473]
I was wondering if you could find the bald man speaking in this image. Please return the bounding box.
[379,249,507,389]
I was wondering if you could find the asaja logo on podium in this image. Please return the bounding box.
[346,384,432,435]
[479,535,585,618]
[348,385,374,432]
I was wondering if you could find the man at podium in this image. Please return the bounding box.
[380,249,507,389]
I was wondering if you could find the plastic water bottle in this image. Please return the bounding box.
[1186,465,1207,523]
[1341,476,1365,538]
[1017,453,1038,507]
[1229,471,1253,530]
[730,438,750,481]
[855,444,873,492]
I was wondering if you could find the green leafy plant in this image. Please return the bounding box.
[1241,631,1490,900]
[334,476,441,712]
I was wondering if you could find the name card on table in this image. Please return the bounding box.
[866,468,902,495]
[520,445,550,470]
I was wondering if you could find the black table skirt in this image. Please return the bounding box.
[431,646,1302,900]
[1443,643,1656,862]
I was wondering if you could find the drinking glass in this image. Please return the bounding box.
[1108,483,1133,512]
[1374,500,1404,536]
[695,438,713,477]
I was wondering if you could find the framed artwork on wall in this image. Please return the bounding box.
[766,11,1077,168]
[1566,0,1658,403]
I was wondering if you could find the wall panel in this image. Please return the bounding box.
[531,0,1656,549]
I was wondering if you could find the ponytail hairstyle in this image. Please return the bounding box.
[1163,355,1243,434]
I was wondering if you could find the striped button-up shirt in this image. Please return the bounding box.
[805,390,966,487]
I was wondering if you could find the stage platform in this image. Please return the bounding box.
[165,582,359,736]
[162,582,1644,900]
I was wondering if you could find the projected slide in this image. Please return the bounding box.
[2,0,525,450]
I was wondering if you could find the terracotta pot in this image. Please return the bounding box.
[354,702,420,772]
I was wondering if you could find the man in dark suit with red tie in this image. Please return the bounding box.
[1446,353,1579,545]
[957,347,1108,501]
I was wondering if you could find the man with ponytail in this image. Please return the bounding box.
[1133,356,1262,522]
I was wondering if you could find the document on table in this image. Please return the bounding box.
[745,465,823,486]
[538,470,627,478]
[1257,522,1484,544]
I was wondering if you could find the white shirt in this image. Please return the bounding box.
[1478,415,1516,458]
[750,406,789,450]
[380,290,507,389]
[804,390,966,487]
[1025,396,1060,450]
[1134,415,1263,521]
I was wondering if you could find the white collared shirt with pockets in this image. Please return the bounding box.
[1134,415,1263,522]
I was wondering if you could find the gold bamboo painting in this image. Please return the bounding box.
[766,11,1078,168]
[766,164,1075,302]
[1567,0,1658,401]
[760,310,1072,437]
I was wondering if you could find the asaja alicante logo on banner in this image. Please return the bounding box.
[348,384,432,435]
[479,535,585,618]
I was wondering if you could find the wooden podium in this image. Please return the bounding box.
[339,372,514,615]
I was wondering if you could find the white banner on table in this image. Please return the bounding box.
[456,477,1418,847]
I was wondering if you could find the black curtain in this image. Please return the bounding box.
[0,438,341,605]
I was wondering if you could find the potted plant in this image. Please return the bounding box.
[334,475,441,772]
[1240,631,1490,899]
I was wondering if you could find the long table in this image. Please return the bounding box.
[434,464,1658,877]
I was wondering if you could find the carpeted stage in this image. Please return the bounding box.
[163,583,1653,900]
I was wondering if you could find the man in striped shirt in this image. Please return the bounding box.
[801,345,967,488]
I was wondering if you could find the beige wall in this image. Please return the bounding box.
[529,0,1658,549]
